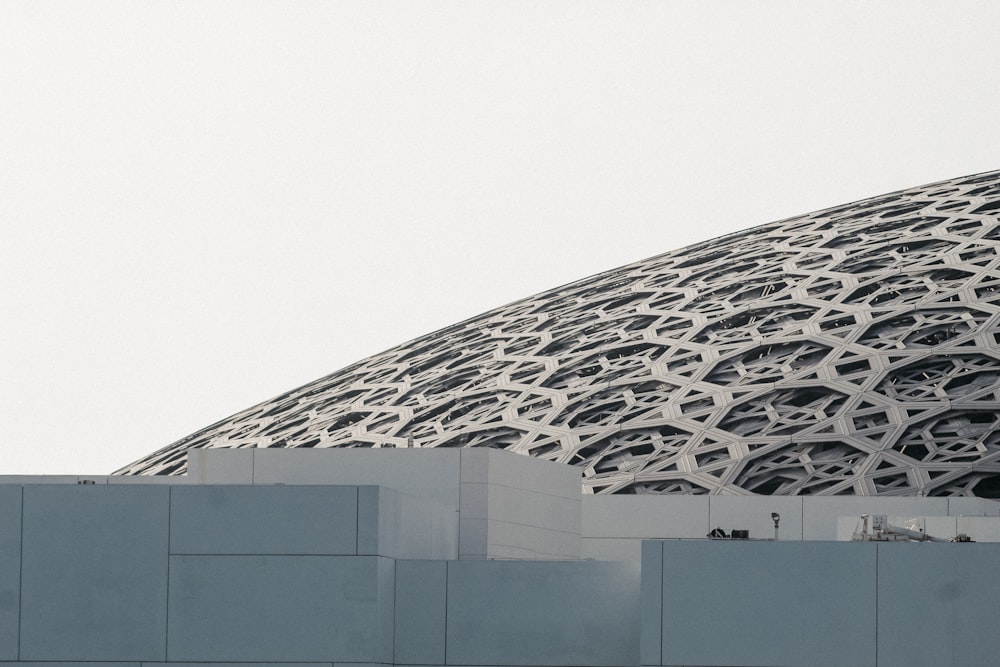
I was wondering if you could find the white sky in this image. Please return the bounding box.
[3,1,1000,475]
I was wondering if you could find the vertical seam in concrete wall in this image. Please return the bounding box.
[251,448,257,484]
[164,486,172,661]
[356,486,360,555]
[16,485,23,660]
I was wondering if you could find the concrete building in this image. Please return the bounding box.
[3,448,999,667]
[8,171,1000,666]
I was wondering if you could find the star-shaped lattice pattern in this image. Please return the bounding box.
[118,170,1000,496]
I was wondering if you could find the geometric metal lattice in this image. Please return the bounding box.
[116,170,1000,496]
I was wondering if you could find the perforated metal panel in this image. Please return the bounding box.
[118,170,1000,496]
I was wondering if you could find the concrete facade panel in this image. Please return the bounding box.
[484,450,579,499]
[387,488,458,560]
[659,541,876,667]
[486,486,580,533]
[0,486,22,659]
[446,560,640,666]
[581,496,710,539]
[639,541,662,666]
[251,449,462,507]
[359,487,458,560]
[170,485,358,554]
[458,482,488,519]
[394,560,447,665]
[580,537,642,562]
[19,485,169,661]
[946,497,1000,516]
[187,448,255,483]
[167,555,392,662]
[458,518,487,559]
[487,520,578,560]
[877,543,1000,667]
[458,450,489,484]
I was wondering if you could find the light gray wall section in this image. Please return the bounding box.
[582,496,710,539]
[475,449,580,500]
[189,448,580,561]
[186,449,254,483]
[0,476,103,484]
[446,560,640,666]
[250,449,463,507]
[394,560,447,665]
[708,495,803,541]
[639,541,662,666]
[358,486,459,560]
[484,486,580,559]
[19,485,169,661]
[581,537,642,562]
[658,540,877,667]
[167,555,394,663]
[946,497,1000,516]
[458,450,581,560]
[458,516,487,560]
[170,485,359,554]
[877,543,1000,667]
[0,486,21,660]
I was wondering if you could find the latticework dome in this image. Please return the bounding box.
[118,170,1000,496]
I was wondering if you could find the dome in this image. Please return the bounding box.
[118,170,1000,496]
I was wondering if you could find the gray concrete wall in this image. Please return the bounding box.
[459,450,580,560]
[642,539,1000,667]
[167,554,395,662]
[648,540,877,667]
[3,483,433,663]
[19,485,170,661]
[187,448,580,560]
[877,543,1000,667]
[445,560,640,666]
[0,480,626,667]
[360,485,459,560]
[4,452,1000,667]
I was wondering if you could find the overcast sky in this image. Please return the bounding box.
[3,1,999,475]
